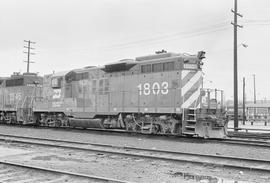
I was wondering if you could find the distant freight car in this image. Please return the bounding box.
[0,51,228,138]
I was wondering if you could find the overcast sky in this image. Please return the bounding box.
[0,0,270,101]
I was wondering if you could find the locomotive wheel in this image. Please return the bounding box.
[54,120,61,127]
[150,124,159,134]
[46,118,53,127]
[62,118,69,127]
[125,122,139,132]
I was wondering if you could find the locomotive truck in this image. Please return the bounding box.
[0,51,228,138]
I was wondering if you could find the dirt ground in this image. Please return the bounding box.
[0,139,269,182]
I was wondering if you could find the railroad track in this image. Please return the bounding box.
[0,160,127,183]
[228,132,270,140]
[1,123,270,149]
[1,133,270,172]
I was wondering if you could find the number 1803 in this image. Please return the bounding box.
[137,82,169,96]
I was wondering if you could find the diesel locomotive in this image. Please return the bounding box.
[0,51,228,138]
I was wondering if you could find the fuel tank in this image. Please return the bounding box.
[69,118,104,129]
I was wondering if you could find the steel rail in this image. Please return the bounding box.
[1,133,270,172]
[228,127,270,132]
[0,160,129,183]
[2,122,270,140]
[1,123,270,149]
[1,129,270,150]
[228,132,270,140]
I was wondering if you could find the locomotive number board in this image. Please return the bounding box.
[183,63,198,70]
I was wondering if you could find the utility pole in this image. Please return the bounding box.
[23,40,36,73]
[253,74,256,119]
[243,77,246,125]
[253,74,256,104]
[231,0,243,131]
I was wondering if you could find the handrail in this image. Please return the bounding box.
[21,97,27,109]
[29,87,36,108]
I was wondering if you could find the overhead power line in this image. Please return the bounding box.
[242,19,270,26]
[37,18,270,53]
[244,19,270,23]
[103,18,270,50]
[103,22,231,50]
[116,20,231,45]
[33,18,270,55]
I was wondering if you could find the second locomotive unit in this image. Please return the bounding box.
[0,51,228,138]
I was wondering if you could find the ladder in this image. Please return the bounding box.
[182,108,196,135]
